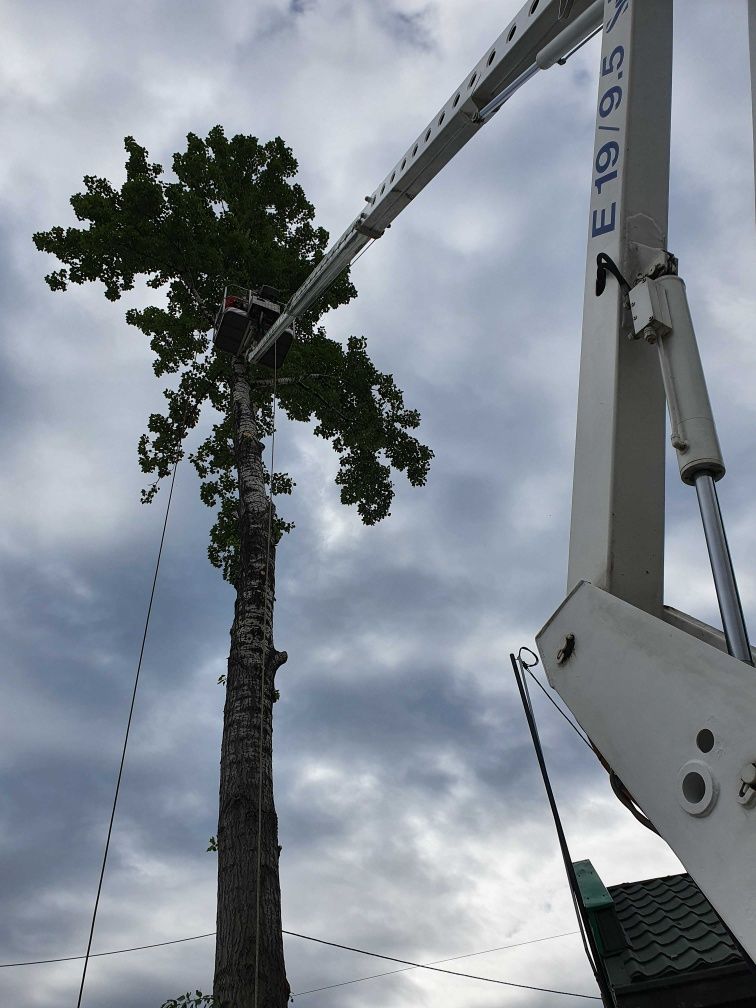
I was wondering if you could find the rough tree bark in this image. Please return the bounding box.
[214,358,289,1008]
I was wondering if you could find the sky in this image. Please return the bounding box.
[1,1,754,1007]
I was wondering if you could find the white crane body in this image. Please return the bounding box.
[227,0,756,964]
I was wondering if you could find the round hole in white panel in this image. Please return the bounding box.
[696,728,715,753]
[678,760,717,817]
[683,772,705,804]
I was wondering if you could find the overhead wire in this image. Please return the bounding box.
[1,933,217,968]
[290,930,580,997]
[75,454,181,1008]
[0,927,576,971]
[75,344,209,1007]
[284,930,601,1000]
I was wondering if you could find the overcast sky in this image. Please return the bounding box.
[1,2,754,1007]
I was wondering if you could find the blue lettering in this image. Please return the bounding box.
[592,204,617,237]
[606,0,629,34]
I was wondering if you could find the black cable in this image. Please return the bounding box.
[0,932,216,968]
[516,648,592,750]
[0,927,578,973]
[510,652,613,1005]
[519,651,660,836]
[526,669,593,750]
[519,668,598,979]
[3,923,596,1000]
[75,458,181,1008]
[528,669,596,749]
[284,930,601,1000]
[291,930,579,996]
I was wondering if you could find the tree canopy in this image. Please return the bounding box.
[34,127,433,582]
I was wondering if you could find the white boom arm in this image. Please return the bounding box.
[536,0,756,964]
[245,0,756,967]
[246,0,603,362]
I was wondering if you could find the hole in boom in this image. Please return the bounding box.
[696,728,714,753]
[682,771,706,805]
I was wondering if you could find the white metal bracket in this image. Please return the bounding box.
[537,580,756,960]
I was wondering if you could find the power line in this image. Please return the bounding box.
[0,926,588,1003]
[75,456,181,1008]
[290,930,580,996]
[284,930,601,1000]
[0,932,216,968]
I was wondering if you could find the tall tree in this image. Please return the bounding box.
[34,127,432,1008]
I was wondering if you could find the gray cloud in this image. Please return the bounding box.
[1,2,753,1007]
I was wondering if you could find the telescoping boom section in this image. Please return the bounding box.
[247,0,604,366]
[245,0,756,969]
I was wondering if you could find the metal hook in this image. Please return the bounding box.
[517,646,540,669]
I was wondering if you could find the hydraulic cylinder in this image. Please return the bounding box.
[630,272,751,663]
[639,275,725,485]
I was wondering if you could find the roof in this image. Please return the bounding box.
[607,873,742,984]
[573,861,756,1008]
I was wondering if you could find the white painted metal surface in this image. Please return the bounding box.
[750,0,756,215]
[249,0,603,364]
[630,275,725,485]
[537,580,756,958]
[567,0,672,616]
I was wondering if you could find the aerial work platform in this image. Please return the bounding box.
[213,284,293,366]
[234,0,756,971]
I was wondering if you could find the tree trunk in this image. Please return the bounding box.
[214,358,289,1008]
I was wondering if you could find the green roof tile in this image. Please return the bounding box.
[574,864,756,1005]
[607,873,743,984]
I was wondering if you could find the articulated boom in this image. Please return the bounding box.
[240,0,756,966]
[537,0,756,963]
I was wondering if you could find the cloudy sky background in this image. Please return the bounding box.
[1,1,754,1006]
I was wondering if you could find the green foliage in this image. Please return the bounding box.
[207,836,218,852]
[161,992,214,1008]
[34,127,433,581]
